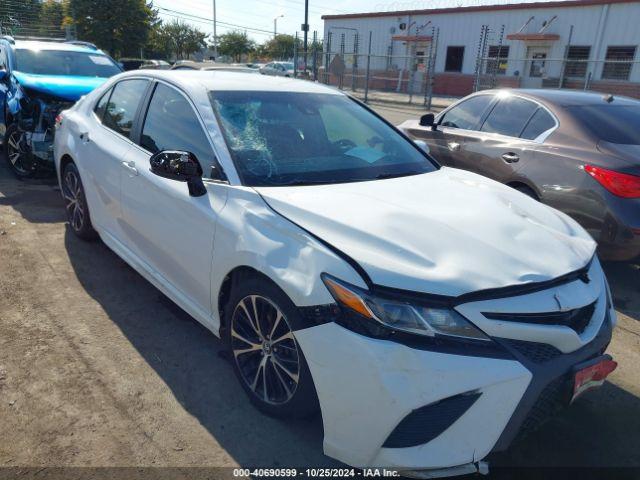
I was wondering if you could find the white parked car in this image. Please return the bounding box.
[54,70,617,477]
[260,61,295,77]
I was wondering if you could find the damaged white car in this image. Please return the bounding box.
[54,71,617,477]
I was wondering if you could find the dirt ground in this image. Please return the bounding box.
[0,148,639,479]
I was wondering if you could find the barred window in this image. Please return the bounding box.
[565,46,590,78]
[602,46,636,81]
[445,46,465,72]
[486,46,509,75]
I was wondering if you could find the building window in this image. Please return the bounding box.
[565,46,590,78]
[602,46,636,80]
[445,46,465,72]
[486,46,509,75]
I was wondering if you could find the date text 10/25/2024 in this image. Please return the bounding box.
[233,469,401,477]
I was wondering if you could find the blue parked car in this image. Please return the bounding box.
[0,36,122,177]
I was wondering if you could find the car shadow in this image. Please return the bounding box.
[0,160,64,224]
[602,261,640,322]
[63,227,337,468]
[488,380,640,472]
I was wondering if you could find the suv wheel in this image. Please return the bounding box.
[225,276,319,418]
[4,125,36,178]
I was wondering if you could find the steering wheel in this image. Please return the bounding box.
[333,138,357,152]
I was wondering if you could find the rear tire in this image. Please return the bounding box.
[4,124,37,178]
[224,276,320,419]
[62,162,98,240]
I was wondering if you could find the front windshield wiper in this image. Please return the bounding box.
[267,178,334,187]
[374,171,424,180]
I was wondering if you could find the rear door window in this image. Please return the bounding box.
[439,95,493,130]
[520,108,556,140]
[480,96,538,137]
[102,79,149,139]
[94,88,112,121]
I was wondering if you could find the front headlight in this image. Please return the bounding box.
[322,274,490,341]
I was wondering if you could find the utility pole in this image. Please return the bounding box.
[212,0,218,60]
[274,14,284,37]
[302,0,309,69]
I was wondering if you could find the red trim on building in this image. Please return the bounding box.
[391,35,433,42]
[506,33,561,40]
[322,0,638,20]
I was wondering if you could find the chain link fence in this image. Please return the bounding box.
[289,25,640,110]
[0,0,74,40]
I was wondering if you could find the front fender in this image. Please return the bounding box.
[210,185,367,333]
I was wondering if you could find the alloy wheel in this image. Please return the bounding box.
[231,295,300,405]
[6,129,31,175]
[62,169,85,232]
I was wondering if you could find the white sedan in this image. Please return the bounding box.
[54,70,616,477]
[259,61,295,77]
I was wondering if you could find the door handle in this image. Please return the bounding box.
[121,160,138,176]
[447,141,461,152]
[501,152,520,163]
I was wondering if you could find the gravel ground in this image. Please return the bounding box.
[0,150,638,479]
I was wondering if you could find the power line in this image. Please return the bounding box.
[158,8,292,37]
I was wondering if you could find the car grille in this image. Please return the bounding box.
[483,302,596,334]
[502,338,563,363]
[517,374,572,439]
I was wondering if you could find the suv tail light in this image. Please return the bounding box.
[584,165,640,198]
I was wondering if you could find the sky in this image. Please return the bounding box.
[155,0,567,45]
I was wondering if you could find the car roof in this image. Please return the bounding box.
[119,69,343,95]
[12,39,105,55]
[480,88,640,107]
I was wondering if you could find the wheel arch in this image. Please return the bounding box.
[217,265,277,335]
[507,180,540,200]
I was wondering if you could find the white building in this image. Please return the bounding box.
[322,0,640,97]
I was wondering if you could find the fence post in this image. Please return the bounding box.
[294,32,299,78]
[364,31,372,103]
[339,33,345,89]
[558,24,574,89]
[312,31,318,81]
[325,31,332,85]
[352,33,359,91]
[424,26,436,109]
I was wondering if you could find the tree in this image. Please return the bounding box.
[69,0,156,57]
[259,34,300,60]
[38,0,68,37]
[217,30,255,62]
[150,20,207,60]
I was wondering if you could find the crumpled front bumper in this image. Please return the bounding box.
[295,323,531,470]
[294,260,614,473]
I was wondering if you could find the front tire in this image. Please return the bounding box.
[4,124,36,178]
[62,162,97,240]
[224,276,320,418]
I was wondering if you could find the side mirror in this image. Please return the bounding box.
[419,113,435,128]
[414,140,430,154]
[149,150,206,197]
[0,68,7,82]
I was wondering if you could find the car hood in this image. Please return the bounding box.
[256,168,596,297]
[13,72,108,101]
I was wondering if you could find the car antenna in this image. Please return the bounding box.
[603,94,614,103]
